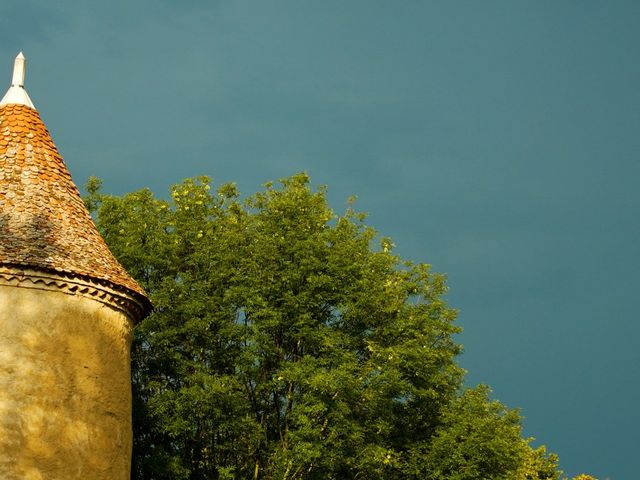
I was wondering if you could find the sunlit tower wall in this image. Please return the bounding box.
[0,53,150,479]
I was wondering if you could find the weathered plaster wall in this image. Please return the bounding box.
[0,283,134,480]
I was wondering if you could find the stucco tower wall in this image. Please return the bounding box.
[0,271,135,480]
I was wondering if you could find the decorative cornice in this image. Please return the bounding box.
[0,265,148,323]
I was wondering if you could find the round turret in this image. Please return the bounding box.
[0,53,150,479]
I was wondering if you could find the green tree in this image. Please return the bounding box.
[86,173,561,479]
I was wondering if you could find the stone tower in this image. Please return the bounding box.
[0,53,150,479]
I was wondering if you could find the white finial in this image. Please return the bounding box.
[11,52,26,87]
[0,52,35,108]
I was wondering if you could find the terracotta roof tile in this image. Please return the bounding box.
[0,103,150,314]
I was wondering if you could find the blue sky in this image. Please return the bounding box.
[2,1,638,477]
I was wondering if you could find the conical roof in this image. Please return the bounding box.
[0,54,149,315]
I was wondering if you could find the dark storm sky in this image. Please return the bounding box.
[2,1,638,478]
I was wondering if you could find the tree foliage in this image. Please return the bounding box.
[86,173,568,479]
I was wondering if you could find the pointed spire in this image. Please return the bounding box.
[0,98,150,317]
[0,52,35,109]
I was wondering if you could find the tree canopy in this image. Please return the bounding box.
[85,173,590,479]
